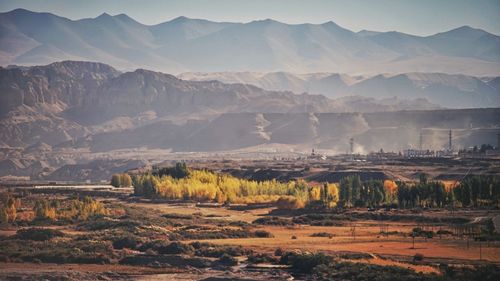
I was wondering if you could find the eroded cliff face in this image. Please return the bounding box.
[0,61,341,149]
[0,61,119,114]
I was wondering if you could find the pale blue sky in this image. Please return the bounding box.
[1,0,499,36]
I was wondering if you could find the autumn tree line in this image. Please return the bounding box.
[131,164,498,209]
[133,165,339,208]
[0,194,107,224]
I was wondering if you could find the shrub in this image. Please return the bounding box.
[437,229,453,235]
[78,218,142,231]
[280,251,332,273]
[174,228,254,240]
[291,235,297,239]
[16,228,64,241]
[311,232,334,238]
[218,254,238,266]
[138,240,170,252]
[413,253,424,262]
[411,227,434,238]
[254,230,274,238]
[253,216,294,226]
[190,242,251,257]
[274,248,284,256]
[158,242,194,255]
[247,253,278,264]
[113,235,139,250]
[292,214,346,226]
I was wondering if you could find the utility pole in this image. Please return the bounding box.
[351,223,356,241]
[479,241,482,260]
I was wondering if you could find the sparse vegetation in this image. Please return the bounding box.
[16,228,65,241]
[253,216,294,226]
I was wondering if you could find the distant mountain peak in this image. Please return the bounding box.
[250,18,281,25]
[322,20,341,27]
[357,29,381,37]
[172,15,188,21]
[6,8,32,14]
[114,13,138,23]
[96,12,112,18]
[432,25,491,38]
[169,16,195,23]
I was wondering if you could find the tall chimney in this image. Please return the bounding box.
[448,129,452,151]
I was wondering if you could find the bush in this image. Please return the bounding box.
[413,253,424,262]
[16,228,64,241]
[253,216,294,226]
[113,235,139,250]
[218,254,238,266]
[78,218,142,231]
[247,253,278,264]
[411,227,434,238]
[291,235,297,239]
[138,240,170,252]
[274,248,284,256]
[174,228,254,240]
[311,232,334,238]
[158,242,194,255]
[292,214,346,226]
[254,230,274,238]
[437,229,453,235]
[280,251,332,273]
[190,242,252,258]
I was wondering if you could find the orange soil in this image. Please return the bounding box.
[199,225,500,263]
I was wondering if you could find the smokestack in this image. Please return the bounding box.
[419,131,423,150]
[449,129,452,151]
[349,137,354,154]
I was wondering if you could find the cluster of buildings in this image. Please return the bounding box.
[309,130,499,160]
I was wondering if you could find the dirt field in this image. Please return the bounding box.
[132,201,500,264]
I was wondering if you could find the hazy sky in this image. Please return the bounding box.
[1,0,499,36]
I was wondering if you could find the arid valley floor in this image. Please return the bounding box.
[0,157,499,280]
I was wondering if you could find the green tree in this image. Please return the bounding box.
[111,174,121,187]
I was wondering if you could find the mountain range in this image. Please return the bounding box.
[1,9,499,75]
[179,72,500,108]
[0,60,444,149]
[0,61,499,181]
